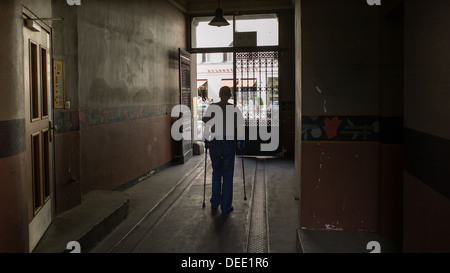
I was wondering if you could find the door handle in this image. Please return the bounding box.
[49,120,57,142]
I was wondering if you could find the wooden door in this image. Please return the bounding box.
[178,49,193,163]
[23,19,54,252]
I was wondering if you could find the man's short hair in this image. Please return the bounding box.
[219,86,232,98]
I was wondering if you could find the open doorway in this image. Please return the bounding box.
[190,14,281,156]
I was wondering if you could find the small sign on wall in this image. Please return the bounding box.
[53,59,65,109]
[235,32,257,47]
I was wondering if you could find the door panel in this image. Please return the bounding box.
[23,19,54,252]
[30,41,40,121]
[31,132,42,212]
[40,47,49,118]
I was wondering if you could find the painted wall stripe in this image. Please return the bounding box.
[54,104,177,134]
[0,119,25,158]
[302,115,403,143]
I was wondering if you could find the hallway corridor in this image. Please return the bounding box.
[1,0,449,255]
[91,155,298,253]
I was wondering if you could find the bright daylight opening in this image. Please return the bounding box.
[192,14,279,140]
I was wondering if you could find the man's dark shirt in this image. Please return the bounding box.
[202,101,244,141]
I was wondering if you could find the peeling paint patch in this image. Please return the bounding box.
[316,86,328,113]
[325,224,343,231]
[313,178,321,191]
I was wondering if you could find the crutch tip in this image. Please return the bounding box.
[244,197,247,201]
[202,202,206,208]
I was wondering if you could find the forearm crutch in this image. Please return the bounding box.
[202,139,208,208]
[240,141,247,201]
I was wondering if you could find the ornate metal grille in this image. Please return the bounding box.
[235,51,279,127]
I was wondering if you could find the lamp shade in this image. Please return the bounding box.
[208,8,230,27]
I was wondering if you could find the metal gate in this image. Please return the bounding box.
[235,51,280,156]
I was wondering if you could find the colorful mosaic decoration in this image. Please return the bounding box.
[302,115,380,142]
[54,104,177,134]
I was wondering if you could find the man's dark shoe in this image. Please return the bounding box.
[222,207,234,215]
[211,206,219,216]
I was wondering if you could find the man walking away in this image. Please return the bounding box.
[202,86,244,215]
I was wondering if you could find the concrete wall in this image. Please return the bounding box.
[300,0,403,237]
[52,0,186,212]
[52,0,82,215]
[403,0,450,253]
[301,0,379,232]
[377,0,404,241]
[0,0,185,252]
[0,0,52,253]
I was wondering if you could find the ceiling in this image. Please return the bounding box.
[168,0,294,15]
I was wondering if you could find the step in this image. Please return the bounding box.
[297,228,401,253]
[33,190,130,253]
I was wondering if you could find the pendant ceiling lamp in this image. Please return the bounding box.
[208,0,230,27]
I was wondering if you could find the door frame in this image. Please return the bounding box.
[178,48,194,163]
[188,12,283,156]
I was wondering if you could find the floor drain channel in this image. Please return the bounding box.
[109,161,207,253]
[247,159,269,253]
